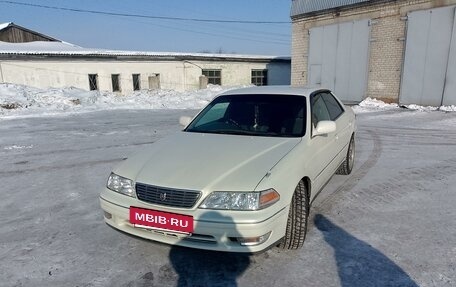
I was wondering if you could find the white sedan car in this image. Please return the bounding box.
[100,86,356,252]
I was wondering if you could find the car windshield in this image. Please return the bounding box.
[185,94,307,137]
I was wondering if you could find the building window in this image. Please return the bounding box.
[132,74,141,91]
[111,74,121,92]
[251,69,268,86]
[202,69,222,85]
[88,74,98,91]
[148,74,160,89]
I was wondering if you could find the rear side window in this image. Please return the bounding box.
[322,92,344,120]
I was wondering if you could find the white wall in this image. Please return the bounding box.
[0,59,291,93]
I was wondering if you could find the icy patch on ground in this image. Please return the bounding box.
[3,144,33,150]
[0,83,245,119]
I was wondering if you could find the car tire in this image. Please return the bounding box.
[336,134,355,175]
[278,180,309,250]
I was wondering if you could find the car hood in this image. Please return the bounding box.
[114,132,300,192]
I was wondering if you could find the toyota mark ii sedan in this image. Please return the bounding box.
[100,86,356,252]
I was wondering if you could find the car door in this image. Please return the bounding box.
[307,92,338,197]
[310,91,351,196]
[322,92,352,164]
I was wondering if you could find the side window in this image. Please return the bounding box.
[311,93,331,127]
[322,92,344,120]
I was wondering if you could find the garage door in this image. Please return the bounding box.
[400,6,456,106]
[308,20,370,104]
[443,8,456,106]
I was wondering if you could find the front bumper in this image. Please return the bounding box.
[99,189,289,253]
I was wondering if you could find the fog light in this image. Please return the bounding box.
[104,211,112,219]
[236,232,271,246]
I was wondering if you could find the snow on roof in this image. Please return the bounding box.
[0,22,12,31]
[0,23,289,61]
[0,41,290,61]
[0,41,83,52]
[291,0,374,17]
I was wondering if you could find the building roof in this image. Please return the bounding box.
[0,22,290,62]
[291,0,382,17]
[0,22,61,42]
[0,40,290,62]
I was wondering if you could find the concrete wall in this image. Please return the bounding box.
[0,59,290,94]
[291,0,456,103]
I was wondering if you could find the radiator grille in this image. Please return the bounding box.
[136,183,201,208]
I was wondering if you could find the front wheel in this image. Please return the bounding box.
[337,134,355,175]
[278,180,310,250]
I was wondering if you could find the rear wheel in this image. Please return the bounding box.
[279,180,310,250]
[337,134,355,175]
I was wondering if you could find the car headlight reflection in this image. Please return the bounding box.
[106,173,136,198]
[199,189,279,211]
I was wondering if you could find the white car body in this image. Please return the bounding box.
[100,86,356,252]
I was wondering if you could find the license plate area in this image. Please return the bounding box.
[129,206,194,234]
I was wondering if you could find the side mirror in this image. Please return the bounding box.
[314,121,336,136]
[179,116,192,127]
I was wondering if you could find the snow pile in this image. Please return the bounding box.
[353,97,456,113]
[401,104,439,112]
[0,83,243,119]
[396,103,456,112]
[352,97,399,113]
[1,84,455,119]
[436,105,456,112]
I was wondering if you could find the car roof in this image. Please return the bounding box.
[219,85,330,97]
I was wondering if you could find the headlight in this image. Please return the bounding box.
[106,173,136,197]
[199,189,279,211]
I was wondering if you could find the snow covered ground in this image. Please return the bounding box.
[1,84,456,286]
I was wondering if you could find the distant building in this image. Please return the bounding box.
[0,22,291,94]
[291,0,456,106]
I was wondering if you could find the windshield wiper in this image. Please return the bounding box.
[186,129,296,137]
[210,129,257,135]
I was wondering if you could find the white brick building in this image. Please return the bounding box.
[291,0,456,106]
[0,22,291,94]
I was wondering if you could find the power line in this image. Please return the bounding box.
[121,18,289,46]
[0,0,291,24]
[113,14,290,45]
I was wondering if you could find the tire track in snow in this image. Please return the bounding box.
[315,129,383,212]
[314,128,456,219]
[0,158,124,177]
[1,140,155,158]
[335,157,456,220]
